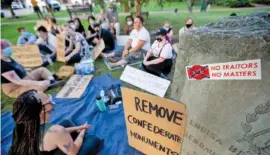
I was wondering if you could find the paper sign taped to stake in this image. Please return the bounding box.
[186,59,261,80]
[36,20,51,31]
[116,35,129,46]
[92,39,105,60]
[122,88,186,155]
[12,45,42,68]
[120,66,170,97]
[56,75,92,98]
[56,34,66,62]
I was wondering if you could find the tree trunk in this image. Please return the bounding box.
[136,0,142,16]
[9,6,16,17]
[124,2,129,12]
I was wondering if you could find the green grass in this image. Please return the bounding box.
[1,8,270,113]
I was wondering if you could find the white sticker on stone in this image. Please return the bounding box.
[186,59,261,80]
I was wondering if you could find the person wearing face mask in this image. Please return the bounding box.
[86,15,98,45]
[62,24,91,64]
[0,40,64,98]
[142,28,173,77]
[99,9,109,30]
[68,20,77,31]
[163,21,173,43]
[104,16,151,68]
[9,90,103,155]
[123,15,134,35]
[179,18,197,39]
[17,27,37,45]
[105,3,120,35]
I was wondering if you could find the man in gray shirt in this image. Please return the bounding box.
[105,3,120,35]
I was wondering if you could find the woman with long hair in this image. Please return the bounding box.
[9,90,103,155]
[73,17,86,37]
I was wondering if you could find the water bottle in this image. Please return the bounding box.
[96,96,107,112]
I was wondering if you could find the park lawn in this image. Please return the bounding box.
[0,1,228,23]
[1,8,269,113]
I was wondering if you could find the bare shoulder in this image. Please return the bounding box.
[47,125,68,135]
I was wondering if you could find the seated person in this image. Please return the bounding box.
[50,17,62,36]
[103,16,151,68]
[86,15,98,45]
[123,15,134,35]
[142,28,173,77]
[74,17,86,37]
[0,40,62,98]
[163,21,173,43]
[36,26,57,65]
[106,3,120,35]
[179,18,197,41]
[68,20,76,31]
[9,90,103,155]
[92,23,115,53]
[17,27,37,45]
[62,24,91,64]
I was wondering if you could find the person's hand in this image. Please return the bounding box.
[122,50,129,57]
[77,122,91,132]
[65,57,70,63]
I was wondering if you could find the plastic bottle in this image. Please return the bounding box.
[96,96,107,112]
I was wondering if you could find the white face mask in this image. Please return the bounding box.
[70,24,76,30]
[90,20,95,24]
[164,27,169,31]
[127,21,132,26]
[109,8,113,12]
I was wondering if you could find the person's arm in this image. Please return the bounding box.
[26,35,37,44]
[17,36,23,45]
[105,13,111,29]
[50,125,85,155]
[144,49,153,61]
[144,57,165,65]
[86,31,97,39]
[128,40,145,53]
[66,42,81,61]
[1,70,48,86]
[65,123,91,133]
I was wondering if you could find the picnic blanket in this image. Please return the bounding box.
[1,74,142,155]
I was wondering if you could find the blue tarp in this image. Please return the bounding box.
[1,74,142,155]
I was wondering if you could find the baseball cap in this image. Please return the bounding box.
[155,28,168,36]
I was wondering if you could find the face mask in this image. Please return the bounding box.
[70,24,76,30]
[164,27,169,31]
[109,8,113,12]
[156,37,163,42]
[90,20,95,24]
[3,47,13,57]
[127,21,133,26]
[186,24,192,28]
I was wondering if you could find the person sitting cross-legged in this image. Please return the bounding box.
[1,40,64,98]
[142,28,173,78]
[103,16,151,68]
[9,90,103,155]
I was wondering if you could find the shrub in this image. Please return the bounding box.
[213,0,253,7]
[251,0,270,4]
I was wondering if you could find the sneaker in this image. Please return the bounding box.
[48,80,67,90]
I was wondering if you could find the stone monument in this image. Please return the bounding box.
[171,12,270,155]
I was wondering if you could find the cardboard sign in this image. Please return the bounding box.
[36,20,51,31]
[186,59,261,80]
[120,66,170,97]
[92,39,105,60]
[56,34,66,62]
[122,88,186,155]
[116,35,129,46]
[56,75,92,98]
[56,66,74,78]
[11,45,42,68]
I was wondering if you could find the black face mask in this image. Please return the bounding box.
[186,24,192,28]
[156,37,163,42]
